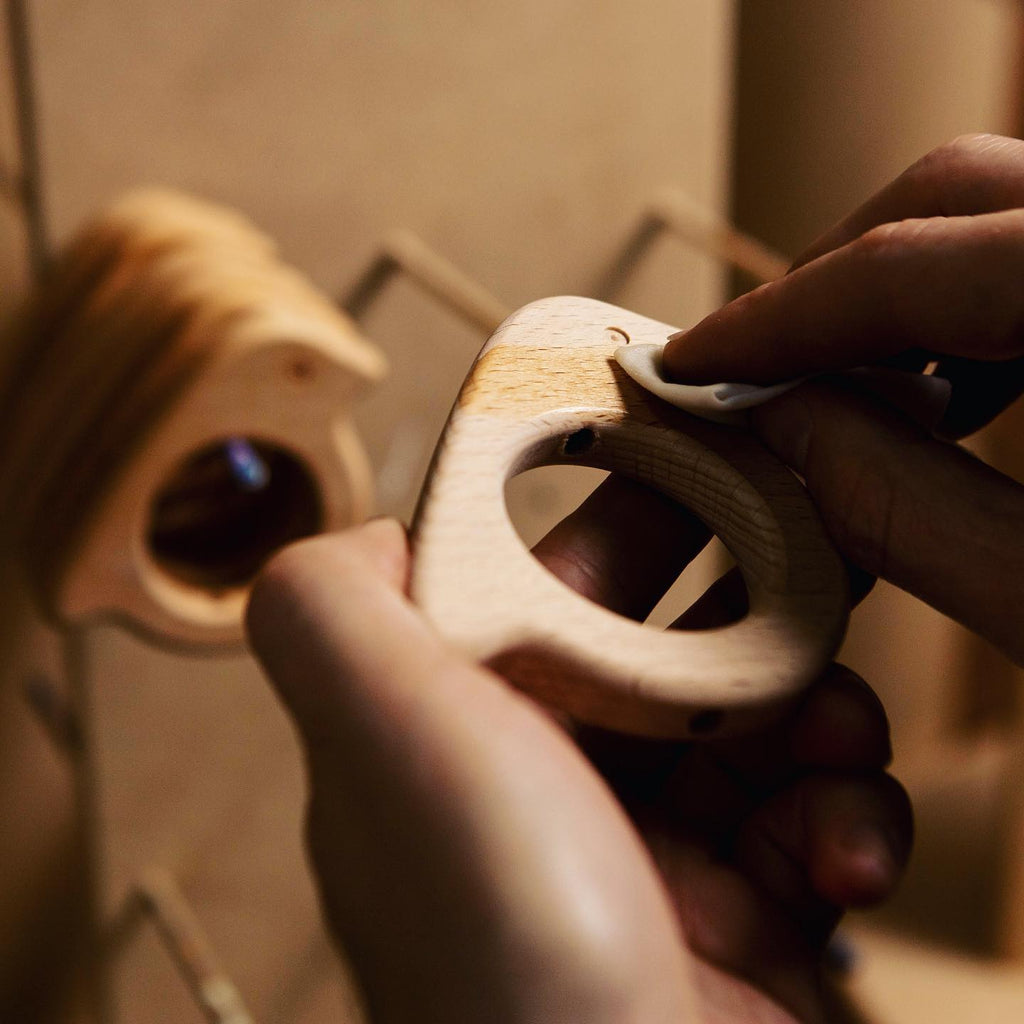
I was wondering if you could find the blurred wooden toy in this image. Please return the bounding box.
[0,188,386,1021]
[0,188,386,646]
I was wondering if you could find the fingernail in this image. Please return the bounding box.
[357,517,410,583]
[749,392,813,474]
[666,330,687,343]
[840,822,896,893]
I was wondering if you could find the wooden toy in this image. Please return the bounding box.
[0,188,387,646]
[412,296,849,738]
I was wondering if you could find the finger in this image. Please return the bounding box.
[840,366,952,434]
[663,207,1024,386]
[658,664,892,840]
[786,665,891,771]
[793,134,1024,269]
[647,827,826,1024]
[750,381,1024,664]
[531,474,711,621]
[672,560,875,637]
[734,772,913,920]
[671,567,749,630]
[705,663,892,792]
[246,521,695,1023]
[572,571,872,809]
[246,518,413,739]
[590,578,883,809]
[574,556,879,799]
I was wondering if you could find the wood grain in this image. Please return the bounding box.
[412,297,849,738]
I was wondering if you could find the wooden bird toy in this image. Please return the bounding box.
[412,296,849,738]
[0,188,387,646]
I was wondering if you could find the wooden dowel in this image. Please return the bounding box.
[0,159,22,205]
[650,189,790,284]
[134,868,256,1024]
[594,188,789,302]
[5,0,50,279]
[343,228,509,334]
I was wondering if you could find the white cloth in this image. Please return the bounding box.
[614,343,955,429]
[613,344,802,425]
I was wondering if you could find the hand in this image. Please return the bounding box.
[663,133,1024,664]
[247,477,910,1024]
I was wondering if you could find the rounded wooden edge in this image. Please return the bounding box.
[413,410,847,738]
[412,297,848,737]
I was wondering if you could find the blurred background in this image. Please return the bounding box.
[1,1,1024,1021]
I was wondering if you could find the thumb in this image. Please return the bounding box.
[245,521,695,1024]
[749,383,1024,664]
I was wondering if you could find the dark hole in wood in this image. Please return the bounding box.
[562,427,597,457]
[148,439,323,590]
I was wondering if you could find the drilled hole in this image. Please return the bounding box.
[288,357,315,382]
[562,427,597,457]
[688,709,725,735]
[148,439,323,590]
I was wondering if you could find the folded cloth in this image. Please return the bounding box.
[614,343,954,430]
[613,343,802,425]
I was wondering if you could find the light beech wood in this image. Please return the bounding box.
[412,296,849,738]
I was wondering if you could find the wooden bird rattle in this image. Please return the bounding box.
[411,297,848,738]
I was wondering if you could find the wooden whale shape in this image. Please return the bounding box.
[411,297,848,738]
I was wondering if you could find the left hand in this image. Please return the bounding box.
[661,134,1024,664]
[247,477,911,1023]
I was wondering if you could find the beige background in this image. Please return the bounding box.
[4,1,1024,1021]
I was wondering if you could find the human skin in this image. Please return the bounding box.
[663,133,1024,668]
[237,132,1024,1023]
[247,477,910,1023]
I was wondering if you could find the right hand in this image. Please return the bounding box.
[663,133,1024,664]
[247,503,909,1024]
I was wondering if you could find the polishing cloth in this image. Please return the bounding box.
[614,343,954,430]
[614,344,802,425]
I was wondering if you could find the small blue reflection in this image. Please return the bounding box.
[224,437,270,492]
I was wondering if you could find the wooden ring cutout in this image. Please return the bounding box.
[411,297,849,738]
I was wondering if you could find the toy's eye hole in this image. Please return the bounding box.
[147,438,323,590]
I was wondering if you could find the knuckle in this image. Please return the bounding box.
[827,460,900,580]
[537,547,606,605]
[846,220,939,308]
[913,133,1004,178]
[853,218,934,259]
[246,535,333,626]
[902,133,1024,214]
[933,132,1001,163]
[979,211,1024,359]
[851,220,908,261]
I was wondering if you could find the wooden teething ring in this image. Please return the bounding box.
[411,297,849,738]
